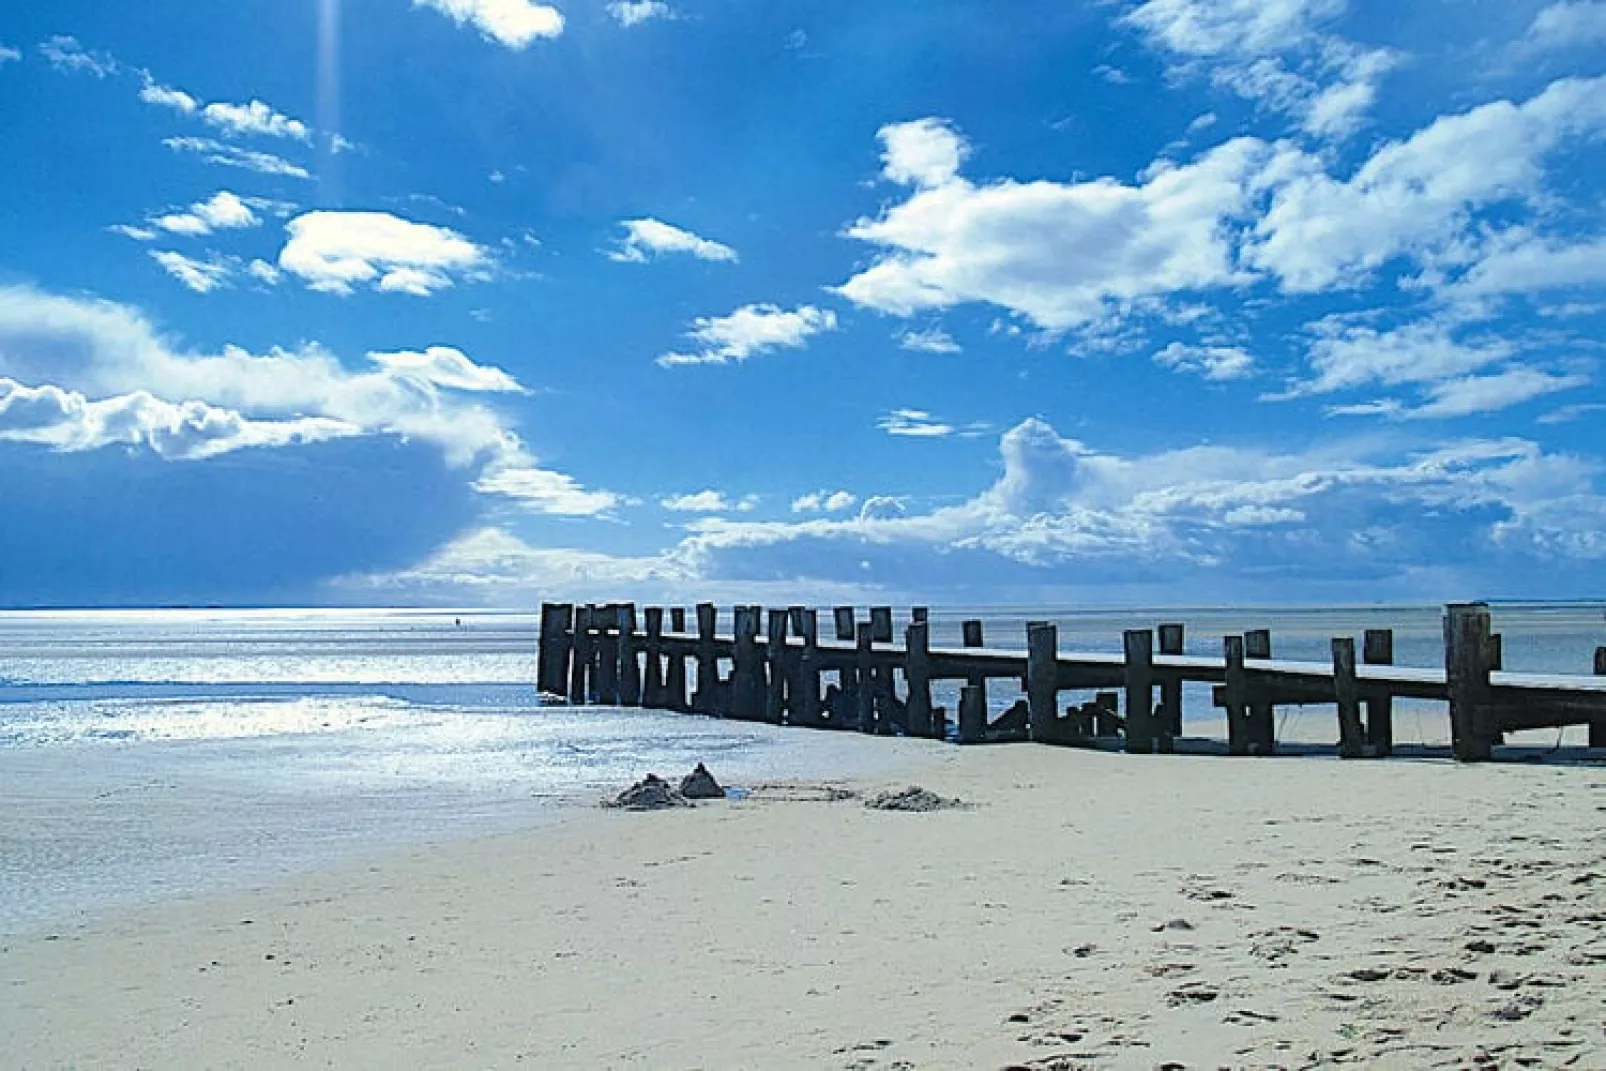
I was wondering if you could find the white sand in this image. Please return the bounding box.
[3,741,1603,1069]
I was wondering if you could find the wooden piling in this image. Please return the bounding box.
[1026,622,1059,743]
[692,602,718,714]
[869,607,894,644]
[569,604,593,703]
[957,683,986,744]
[796,609,821,726]
[1445,603,1495,762]
[911,606,929,625]
[732,605,762,719]
[765,608,788,725]
[1243,628,1275,754]
[961,619,986,695]
[667,607,689,712]
[616,604,640,707]
[855,621,876,733]
[1223,635,1249,756]
[1158,622,1184,738]
[905,619,934,738]
[1123,629,1155,754]
[1363,629,1394,756]
[1592,647,1606,749]
[1333,637,1365,758]
[595,605,621,706]
[642,607,664,708]
[536,602,574,698]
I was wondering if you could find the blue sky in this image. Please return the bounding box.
[2,0,1605,607]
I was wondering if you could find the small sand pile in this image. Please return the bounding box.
[864,785,965,812]
[679,763,726,800]
[605,774,691,811]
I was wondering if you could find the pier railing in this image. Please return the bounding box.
[535,602,1606,762]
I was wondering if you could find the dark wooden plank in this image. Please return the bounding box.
[1223,635,1249,756]
[1027,622,1059,743]
[1594,647,1606,749]
[957,684,986,744]
[905,620,934,738]
[1158,622,1184,738]
[794,608,820,726]
[1363,628,1393,757]
[616,603,640,707]
[568,604,592,703]
[856,621,876,733]
[595,604,621,706]
[732,605,762,720]
[665,609,688,712]
[1243,629,1275,753]
[642,607,665,708]
[1333,637,1365,758]
[536,602,574,698]
[692,602,718,714]
[1124,629,1155,754]
[1445,603,1495,762]
[765,608,789,724]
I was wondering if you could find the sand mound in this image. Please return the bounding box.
[605,774,692,811]
[865,785,965,812]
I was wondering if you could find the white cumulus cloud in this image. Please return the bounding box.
[838,119,1264,331]
[413,0,564,48]
[152,191,260,237]
[368,346,525,392]
[277,211,488,296]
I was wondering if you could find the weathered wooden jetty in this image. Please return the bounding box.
[535,602,1606,763]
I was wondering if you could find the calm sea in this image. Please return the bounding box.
[1,604,1601,934]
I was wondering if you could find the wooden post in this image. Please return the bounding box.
[788,606,807,636]
[692,602,718,714]
[1124,629,1155,754]
[833,606,856,642]
[905,620,934,738]
[1584,643,1606,747]
[642,607,665,708]
[569,604,593,703]
[595,605,621,706]
[1027,622,1059,743]
[1444,603,1495,762]
[1158,623,1184,738]
[1093,691,1121,736]
[911,606,929,625]
[537,602,574,698]
[873,606,899,642]
[1333,637,1364,758]
[796,609,821,726]
[958,683,986,744]
[1363,629,1394,757]
[666,607,688,712]
[855,622,876,733]
[961,619,986,695]
[1244,628,1275,754]
[1223,635,1249,756]
[616,603,640,707]
[765,608,788,724]
[732,605,761,719]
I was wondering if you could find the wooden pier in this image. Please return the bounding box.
[535,602,1606,763]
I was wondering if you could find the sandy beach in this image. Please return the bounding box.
[3,740,1603,1070]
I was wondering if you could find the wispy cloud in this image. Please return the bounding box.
[608,219,737,263]
[657,304,837,367]
[609,1,676,27]
[164,136,312,180]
